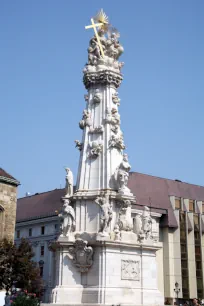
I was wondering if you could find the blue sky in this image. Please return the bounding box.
[1,1,204,198]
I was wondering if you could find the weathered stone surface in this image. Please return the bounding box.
[0,182,18,241]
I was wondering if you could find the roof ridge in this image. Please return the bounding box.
[0,167,18,180]
[17,188,64,200]
[130,171,204,188]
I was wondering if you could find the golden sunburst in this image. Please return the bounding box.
[94,9,109,25]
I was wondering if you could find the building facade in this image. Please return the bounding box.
[15,189,63,302]
[0,168,19,241]
[15,173,204,304]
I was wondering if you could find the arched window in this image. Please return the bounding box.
[0,205,5,240]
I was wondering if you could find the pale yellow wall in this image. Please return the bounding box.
[173,210,182,297]
[187,212,197,298]
[163,227,177,298]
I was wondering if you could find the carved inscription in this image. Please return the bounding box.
[121,260,140,281]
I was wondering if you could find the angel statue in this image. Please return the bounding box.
[106,28,124,60]
[115,154,132,195]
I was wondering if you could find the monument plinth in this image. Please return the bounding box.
[51,10,164,305]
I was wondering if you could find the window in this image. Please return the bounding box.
[182,277,189,289]
[180,230,186,240]
[55,224,58,230]
[29,228,32,237]
[40,266,43,277]
[195,246,201,255]
[196,261,202,270]
[181,244,187,254]
[41,226,45,235]
[189,199,195,212]
[197,278,203,289]
[40,245,44,256]
[175,198,181,210]
[16,230,20,239]
[181,260,188,269]
[194,231,200,240]
[194,214,199,226]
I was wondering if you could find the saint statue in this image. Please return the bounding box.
[115,154,131,195]
[95,195,112,236]
[59,199,75,236]
[142,206,152,236]
[65,168,73,197]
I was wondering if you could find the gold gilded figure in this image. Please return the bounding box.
[85,9,109,58]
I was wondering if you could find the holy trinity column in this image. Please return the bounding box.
[51,11,163,306]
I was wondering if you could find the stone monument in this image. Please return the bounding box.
[51,10,164,305]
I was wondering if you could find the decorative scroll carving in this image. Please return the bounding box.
[93,89,102,104]
[105,107,120,126]
[121,260,140,281]
[68,238,93,273]
[59,199,75,236]
[83,70,123,89]
[75,140,83,151]
[117,199,133,231]
[88,141,103,159]
[109,133,125,150]
[65,168,74,197]
[115,154,132,195]
[112,92,120,106]
[89,125,104,134]
[79,110,92,129]
[95,195,113,236]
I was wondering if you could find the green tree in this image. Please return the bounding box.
[0,238,43,293]
[0,238,16,291]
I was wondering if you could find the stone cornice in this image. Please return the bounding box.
[83,70,123,89]
[16,213,59,225]
[0,176,20,186]
[55,239,162,251]
[131,208,162,218]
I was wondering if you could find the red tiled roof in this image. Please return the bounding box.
[16,189,65,222]
[16,172,204,227]
[128,172,204,227]
[0,168,18,181]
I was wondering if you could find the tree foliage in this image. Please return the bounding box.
[0,238,43,293]
[12,294,40,306]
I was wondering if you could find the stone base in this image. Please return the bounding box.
[51,241,164,305]
[51,287,163,305]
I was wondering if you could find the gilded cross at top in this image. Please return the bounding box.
[85,9,109,58]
